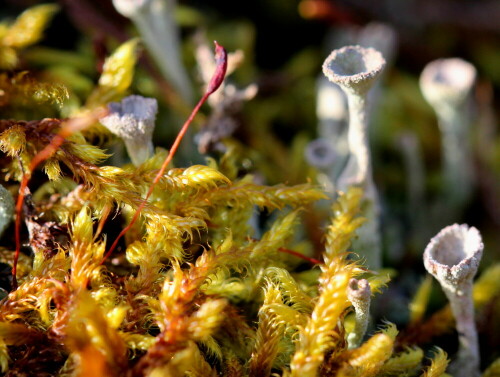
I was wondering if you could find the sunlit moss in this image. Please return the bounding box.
[0,4,59,69]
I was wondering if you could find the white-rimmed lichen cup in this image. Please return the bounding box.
[423,224,483,377]
[322,45,385,194]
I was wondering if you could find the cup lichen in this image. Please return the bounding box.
[423,224,483,377]
[322,45,386,269]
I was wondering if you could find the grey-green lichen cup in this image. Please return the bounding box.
[322,45,386,269]
[424,224,483,377]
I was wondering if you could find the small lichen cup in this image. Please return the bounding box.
[423,223,483,377]
[346,278,371,349]
[100,95,158,166]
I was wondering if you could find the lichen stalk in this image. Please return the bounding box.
[343,91,371,191]
[439,109,472,205]
[112,0,193,103]
[0,185,14,239]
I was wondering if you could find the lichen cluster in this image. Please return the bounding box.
[0,4,499,377]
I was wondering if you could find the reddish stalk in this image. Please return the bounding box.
[101,41,227,264]
[12,109,107,289]
[247,237,321,265]
[278,246,322,265]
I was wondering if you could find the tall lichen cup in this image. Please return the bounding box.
[322,45,386,269]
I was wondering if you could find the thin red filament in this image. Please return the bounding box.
[13,110,106,289]
[101,41,228,264]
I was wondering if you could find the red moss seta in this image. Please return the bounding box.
[12,109,107,290]
[102,42,228,264]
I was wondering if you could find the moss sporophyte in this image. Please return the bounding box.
[11,42,228,288]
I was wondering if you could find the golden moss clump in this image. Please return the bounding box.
[421,348,450,377]
[0,4,59,69]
